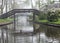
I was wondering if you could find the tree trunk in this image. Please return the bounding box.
[31,0,33,8]
[1,0,3,15]
[59,0,60,2]
[38,0,40,10]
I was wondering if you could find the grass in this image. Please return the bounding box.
[38,19,48,23]
[0,18,13,23]
[37,18,60,24]
[49,19,60,24]
[0,18,60,24]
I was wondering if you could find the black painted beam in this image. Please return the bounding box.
[0,9,40,19]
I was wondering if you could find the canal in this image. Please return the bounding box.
[0,11,60,43]
[13,13,60,43]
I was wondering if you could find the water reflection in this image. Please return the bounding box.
[15,13,33,32]
[14,13,60,43]
[0,13,60,43]
[39,24,60,43]
[15,36,33,43]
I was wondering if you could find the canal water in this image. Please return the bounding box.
[0,13,60,43]
[14,13,60,43]
[38,24,60,43]
[15,13,33,32]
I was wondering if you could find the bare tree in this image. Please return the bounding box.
[31,0,33,8]
[38,0,40,10]
[59,0,60,2]
[1,0,3,15]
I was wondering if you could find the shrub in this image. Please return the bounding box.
[47,11,58,22]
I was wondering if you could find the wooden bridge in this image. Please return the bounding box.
[0,9,40,36]
[0,9,39,19]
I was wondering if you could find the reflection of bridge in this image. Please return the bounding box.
[0,9,40,36]
[12,31,34,36]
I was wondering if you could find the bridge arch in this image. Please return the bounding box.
[0,9,40,19]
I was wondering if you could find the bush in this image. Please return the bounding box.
[47,12,58,22]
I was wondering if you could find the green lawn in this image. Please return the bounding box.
[49,19,60,24]
[37,18,60,24]
[38,19,48,23]
[0,18,13,23]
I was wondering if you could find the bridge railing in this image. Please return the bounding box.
[0,9,40,31]
[0,9,40,43]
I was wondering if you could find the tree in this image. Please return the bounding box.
[1,0,4,15]
[47,0,55,4]
[11,2,20,9]
[55,10,60,18]
[31,0,33,8]
[37,11,47,20]
[59,0,60,2]
[37,0,40,10]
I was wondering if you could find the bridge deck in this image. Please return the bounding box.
[0,9,40,36]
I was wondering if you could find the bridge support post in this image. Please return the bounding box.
[14,14,16,43]
[33,12,35,32]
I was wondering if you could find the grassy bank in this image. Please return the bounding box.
[37,19,60,24]
[0,18,13,23]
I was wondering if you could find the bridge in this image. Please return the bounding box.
[0,9,40,19]
[0,9,60,43]
[0,9,40,36]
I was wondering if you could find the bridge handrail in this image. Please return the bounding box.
[0,9,40,26]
